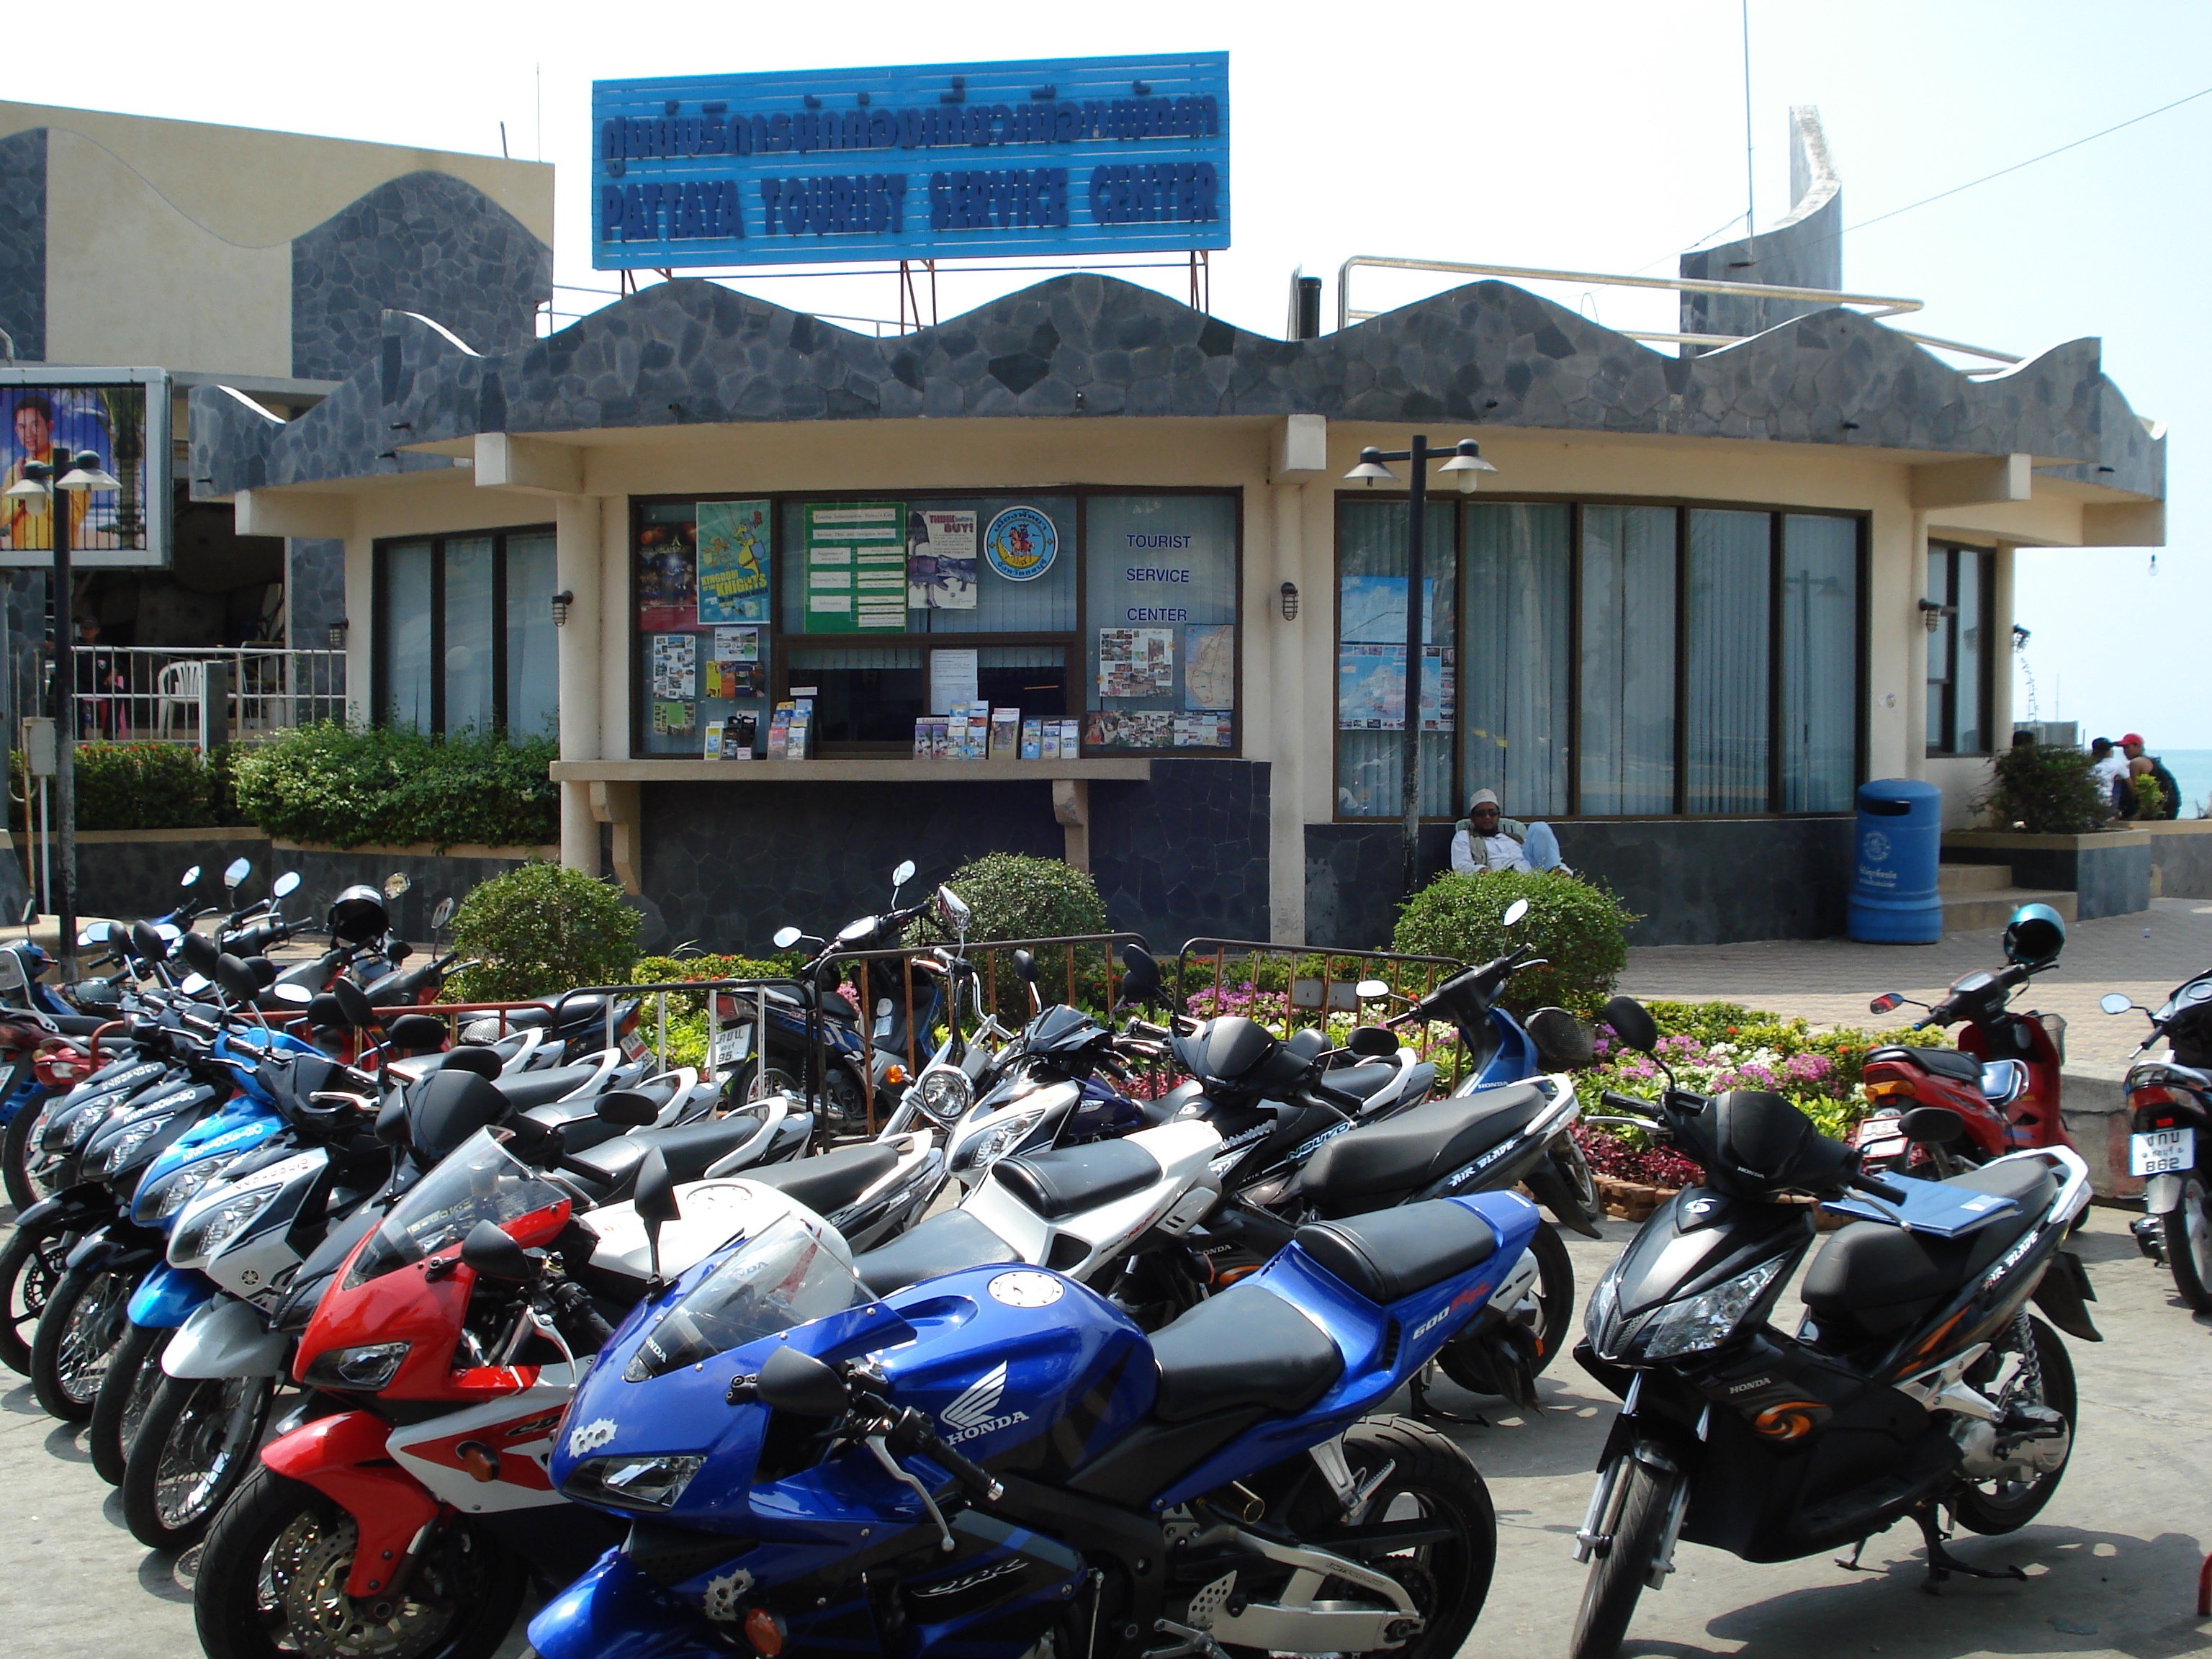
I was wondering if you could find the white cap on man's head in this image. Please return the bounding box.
[1470,788,1500,809]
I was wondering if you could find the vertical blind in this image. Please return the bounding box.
[1578,505,1677,815]
[383,541,433,731]
[1335,498,1457,819]
[1685,509,1771,812]
[375,530,557,737]
[1781,515,1858,809]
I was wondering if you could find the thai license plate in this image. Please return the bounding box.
[711,1025,754,1068]
[1858,1132,1906,1159]
[2130,1126,2195,1176]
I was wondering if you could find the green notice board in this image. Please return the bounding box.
[803,501,907,633]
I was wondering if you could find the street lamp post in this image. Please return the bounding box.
[1344,436,1497,897]
[4,449,121,975]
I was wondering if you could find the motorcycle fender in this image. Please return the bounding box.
[126,1264,215,1328]
[261,1410,441,1598]
[2031,1251,2102,1343]
[269,1390,349,1441]
[163,1296,289,1378]
[2145,1173,2185,1214]
[1523,1166,1603,1239]
[529,1553,703,1659]
[12,1182,109,1234]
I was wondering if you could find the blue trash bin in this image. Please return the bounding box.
[1848,778,1943,943]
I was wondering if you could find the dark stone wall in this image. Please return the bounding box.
[2006,840,2151,922]
[72,835,269,925]
[1089,759,1269,950]
[271,845,538,943]
[0,128,43,361]
[1306,816,1856,949]
[290,171,552,380]
[287,539,347,651]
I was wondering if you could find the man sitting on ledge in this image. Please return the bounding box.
[1450,789,1571,876]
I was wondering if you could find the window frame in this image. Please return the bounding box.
[370,523,555,736]
[1331,491,1868,822]
[626,485,1244,759]
[1925,541,1996,758]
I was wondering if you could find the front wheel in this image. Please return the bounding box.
[3,1088,59,1210]
[2161,1173,2212,1313]
[122,1371,276,1550]
[1568,1457,1683,1659]
[0,1213,70,1374]
[196,1465,525,1659]
[89,1320,171,1484]
[30,1261,136,1421]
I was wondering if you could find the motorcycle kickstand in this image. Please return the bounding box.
[1912,1506,2027,1594]
[1835,1537,1870,1573]
[1408,1360,1490,1428]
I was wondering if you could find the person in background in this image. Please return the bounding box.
[72,616,127,738]
[2120,733,2182,820]
[1450,788,1573,876]
[2089,737,2132,817]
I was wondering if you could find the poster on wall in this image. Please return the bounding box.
[696,500,771,623]
[983,505,1058,582]
[0,369,170,569]
[906,509,978,610]
[804,502,907,632]
[1336,575,1443,644]
[1085,710,1174,749]
[1335,644,1455,730]
[637,519,698,629]
[652,699,695,734]
[1096,627,1174,699]
[706,626,763,698]
[1182,623,1235,711]
[1173,713,1232,748]
[651,632,697,700]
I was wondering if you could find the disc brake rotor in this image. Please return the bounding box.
[263,1508,454,1659]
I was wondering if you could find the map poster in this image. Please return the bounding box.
[1336,644,1455,731]
[907,508,978,610]
[696,499,771,624]
[652,699,694,734]
[637,520,698,630]
[650,632,696,700]
[1336,575,1444,644]
[804,502,906,633]
[1182,623,1235,710]
[1097,626,1174,699]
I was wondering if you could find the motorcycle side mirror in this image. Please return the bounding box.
[431,897,455,932]
[1602,994,1658,1053]
[1501,896,1530,928]
[593,1089,660,1127]
[22,898,40,927]
[1869,992,1906,1015]
[272,872,302,899]
[78,922,110,945]
[384,873,412,900]
[180,865,202,888]
[891,858,917,891]
[459,1219,540,1282]
[179,930,221,976]
[215,953,261,1004]
[2100,992,2136,1016]
[223,857,251,891]
[773,926,804,950]
[755,1343,850,1417]
[1528,1007,1596,1070]
[1117,943,1163,1009]
[935,885,971,940]
[387,940,412,964]
[1012,948,1038,986]
[271,982,314,1007]
[1899,1105,1967,1147]
[331,977,377,1032]
[1354,979,1391,1001]
[634,1146,680,1286]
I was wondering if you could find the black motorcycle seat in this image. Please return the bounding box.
[41,1013,112,1038]
[853,1209,1019,1298]
[405,1046,503,1082]
[1295,1200,1499,1305]
[1320,1061,1398,1101]
[1872,1045,1984,1086]
[490,1065,606,1111]
[993,1138,1159,1220]
[1147,1283,1343,1421]
[567,1118,763,1189]
[1802,1160,2056,1336]
[1300,1081,1549,1213]
[747,1142,901,1216]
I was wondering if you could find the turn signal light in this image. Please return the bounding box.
[884,1065,907,1088]
[745,1607,786,1656]
[1863,1081,1914,1102]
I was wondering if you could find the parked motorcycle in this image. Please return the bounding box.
[1855,903,2074,1178]
[1565,993,2100,1659]
[2098,969,2212,1307]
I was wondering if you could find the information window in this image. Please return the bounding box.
[1081,493,1238,752]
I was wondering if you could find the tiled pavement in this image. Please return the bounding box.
[1619,897,2212,1072]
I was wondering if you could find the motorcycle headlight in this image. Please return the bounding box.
[1584,1262,1623,1356]
[300,1341,412,1392]
[915,1066,974,1124]
[62,1102,124,1151]
[561,1453,706,1514]
[142,1153,242,1223]
[1607,1257,1786,1363]
[171,1182,281,1267]
[102,1118,163,1173]
[954,1107,1045,1172]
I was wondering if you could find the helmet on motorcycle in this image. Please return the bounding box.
[2002,902,2065,968]
[328,884,390,945]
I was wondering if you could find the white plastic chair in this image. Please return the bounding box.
[156,660,204,740]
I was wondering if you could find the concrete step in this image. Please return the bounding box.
[1942,886,2077,934]
[1938,863,2013,896]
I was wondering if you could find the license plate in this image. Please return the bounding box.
[2131,1126,2195,1176]
[711,1026,754,1067]
[1858,1133,1906,1158]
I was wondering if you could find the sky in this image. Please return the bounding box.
[43,0,2206,742]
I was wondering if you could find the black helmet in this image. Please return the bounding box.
[2002,902,2065,967]
[328,884,390,945]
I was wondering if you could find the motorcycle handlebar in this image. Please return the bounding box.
[891,1405,1004,1503]
[1848,1167,1910,1203]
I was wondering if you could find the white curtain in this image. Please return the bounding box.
[1579,505,1676,814]
[1686,509,1771,811]
[1781,515,1858,810]
[1461,503,1570,817]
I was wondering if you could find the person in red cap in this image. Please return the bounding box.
[2121,734,2183,819]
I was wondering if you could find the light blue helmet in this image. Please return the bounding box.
[2003,903,2066,966]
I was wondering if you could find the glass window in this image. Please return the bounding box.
[1685,509,1771,813]
[505,532,558,739]
[1955,551,1984,755]
[1334,498,1455,819]
[443,536,496,734]
[373,529,556,739]
[1925,549,1951,751]
[1084,494,1238,752]
[1780,515,1859,811]
[1925,544,1992,756]
[784,646,926,746]
[1461,503,1570,818]
[1578,505,1676,815]
[382,540,433,730]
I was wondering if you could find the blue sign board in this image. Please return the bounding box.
[592,53,1228,269]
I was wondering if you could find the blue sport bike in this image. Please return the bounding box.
[529,1170,1537,1659]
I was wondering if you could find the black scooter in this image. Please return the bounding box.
[1565,994,2102,1659]
[2099,971,2212,1308]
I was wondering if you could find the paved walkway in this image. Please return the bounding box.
[1619,897,2212,1071]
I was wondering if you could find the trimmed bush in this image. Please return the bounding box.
[1390,869,1637,1016]
[914,853,1107,945]
[230,722,558,851]
[9,742,230,830]
[444,861,640,1002]
[1977,742,2107,835]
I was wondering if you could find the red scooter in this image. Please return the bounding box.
[1854,904,2076,1178]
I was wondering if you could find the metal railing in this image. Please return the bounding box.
[1334,254,2023,373]
[17,646,347,744]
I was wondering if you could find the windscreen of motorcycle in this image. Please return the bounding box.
[623,1210,860,1381]
[341,1127,570,1291]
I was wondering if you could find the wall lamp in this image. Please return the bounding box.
[552,590,575,626]
[1280,582,1300,621]
[1918,598,1956,634]
[327,619,349,651]
[2012,624,2031,649]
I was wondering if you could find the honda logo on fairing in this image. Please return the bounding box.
[940,1362,1030,1444]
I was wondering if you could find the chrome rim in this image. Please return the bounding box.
[2182,1176,2212,1286]
[55,1273,131,1405]
[119,1344,163,1455]
[6,1233,63,1348]
[253,1505,457,1659]
[155,1377,262,1527]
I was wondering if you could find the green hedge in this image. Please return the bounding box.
[9,742,236,830]
[1391,868,1638,1016]
[1977,742,2107,835]
[444,861,640,1002]
[912,853,1107,946]
[230,722,558,851]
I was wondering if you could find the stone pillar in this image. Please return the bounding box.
[1989,544,2016,742]
[555,494,604,874]
[1269,480,1308,943]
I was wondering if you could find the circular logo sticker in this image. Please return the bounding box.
[1862,831,1891,864]
[987,1270,1065,1308]
[982,507,1058,582]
